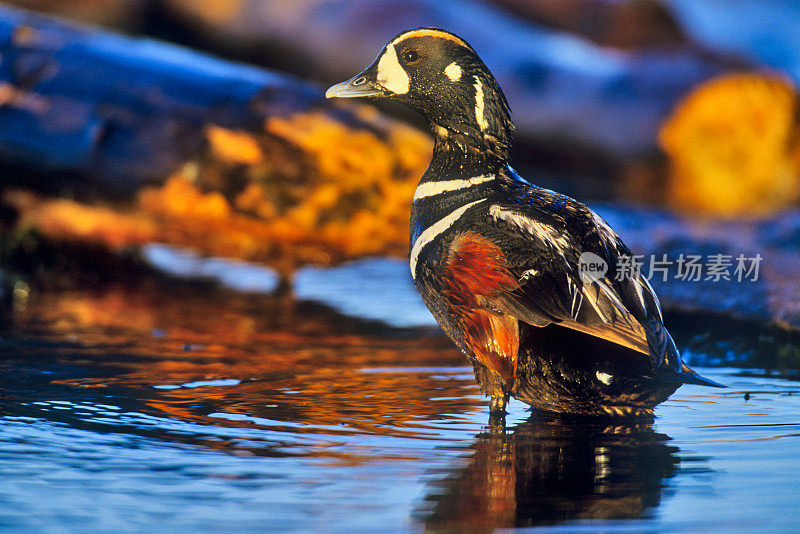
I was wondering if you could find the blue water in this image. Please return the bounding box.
[0,266,798,532]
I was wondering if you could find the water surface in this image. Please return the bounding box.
[0,271,798,533]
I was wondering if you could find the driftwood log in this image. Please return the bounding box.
[0,5,431,278]
[489,0,690,50]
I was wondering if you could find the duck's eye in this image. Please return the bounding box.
[401,50,419,63]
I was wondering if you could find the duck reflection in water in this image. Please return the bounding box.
[419,414,679,530]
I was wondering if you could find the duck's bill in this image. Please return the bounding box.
[325,73,386,99]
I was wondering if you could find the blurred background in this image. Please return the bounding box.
[0,2,799,532]
[0,0,798,331]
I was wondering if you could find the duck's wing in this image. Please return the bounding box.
[473,192,719,386]
[485,203,657,351]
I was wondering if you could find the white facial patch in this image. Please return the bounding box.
[473,76,488,131]
[444,62,462,82]
[376,44,410,95]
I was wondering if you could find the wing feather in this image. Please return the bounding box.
[485,196,679,373]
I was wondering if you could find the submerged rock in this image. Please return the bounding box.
[595,204,800,331]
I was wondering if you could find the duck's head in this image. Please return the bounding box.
[326,28,513,161]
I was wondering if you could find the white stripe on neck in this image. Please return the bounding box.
[474,77,488,131]
[410,199,487,279]
[413,175,494,201]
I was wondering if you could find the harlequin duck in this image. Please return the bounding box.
[326,28,723,417]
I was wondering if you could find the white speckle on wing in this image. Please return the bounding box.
[567,278,584,320]
[596,371,613,385]
[518,269,538,283]
[444,62,462,82]
[473,76,488,131]
[489,205,570,253]
[410,199,487,279]
[413,174,494,201]
[377,44,409,95]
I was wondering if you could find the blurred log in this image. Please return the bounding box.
[490,0,688,50]
[0,6,431,277]
[2,0,147,30]
[161,0,740,160]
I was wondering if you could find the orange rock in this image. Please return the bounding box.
[659,73,800,218]
[205,125,265,165]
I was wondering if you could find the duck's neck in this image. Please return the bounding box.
[410,127,512,247]
[417,66,514,181]
[423,126,509,182]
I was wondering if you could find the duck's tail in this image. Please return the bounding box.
[655,329,726,388]
[658,362,726,388]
